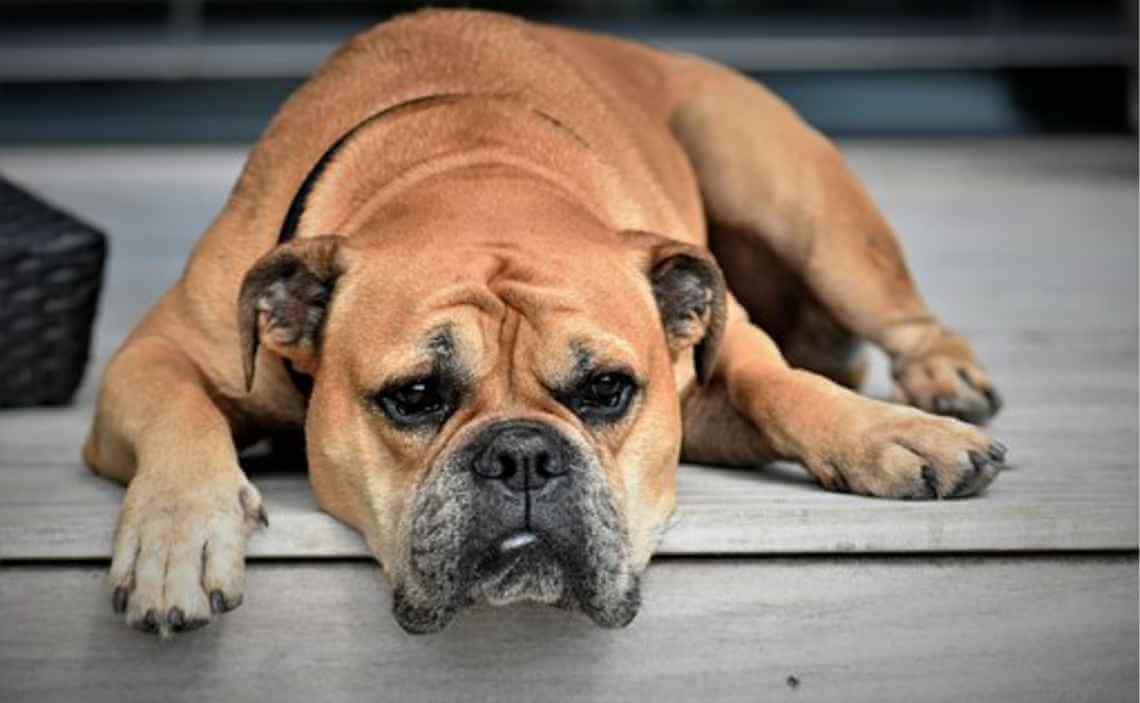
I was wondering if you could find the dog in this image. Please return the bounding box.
[84,9,1006,636]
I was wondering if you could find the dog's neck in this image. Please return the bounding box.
[286,94,642,244]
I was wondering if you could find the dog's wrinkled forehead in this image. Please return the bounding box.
[332,249,654,397]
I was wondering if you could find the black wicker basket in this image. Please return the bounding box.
[0,176,107,407]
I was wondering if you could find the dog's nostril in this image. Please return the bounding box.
[473,451,506,479]
[498,454,517,480]
[535,450,566,478]
[473,425,568,491]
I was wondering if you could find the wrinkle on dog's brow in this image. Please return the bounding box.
[424,284,505,318]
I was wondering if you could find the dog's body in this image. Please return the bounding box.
[85,10,1005,635]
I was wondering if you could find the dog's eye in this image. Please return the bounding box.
[567,372,636,423]
[586,373,629,406]
[376,378,448,425]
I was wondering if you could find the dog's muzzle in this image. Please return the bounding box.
[392,420,641,634]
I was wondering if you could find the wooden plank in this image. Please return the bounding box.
[1,556,1135,703]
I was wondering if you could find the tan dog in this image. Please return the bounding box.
[84,9,1006,636]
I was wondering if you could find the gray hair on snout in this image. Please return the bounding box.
[390,431,642,634]
[392,464,477,634]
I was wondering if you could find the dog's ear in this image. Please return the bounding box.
[620,230,727,385]
[238,235,348,392]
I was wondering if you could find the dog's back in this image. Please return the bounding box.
[216,10,702,262]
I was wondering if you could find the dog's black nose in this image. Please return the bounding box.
[473,425,567,493]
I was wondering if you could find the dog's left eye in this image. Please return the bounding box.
[376,378,448,425]
[565,372,637,423]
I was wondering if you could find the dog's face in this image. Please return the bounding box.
[238,185,724,633]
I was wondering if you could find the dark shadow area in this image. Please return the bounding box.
[238,430,308,475]
[680,461,819,489]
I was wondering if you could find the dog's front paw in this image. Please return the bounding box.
[108,469,267,636]
[813,406,1007,499]
[891,328,1001,425]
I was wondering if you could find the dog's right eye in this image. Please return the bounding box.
[375,378,449,426]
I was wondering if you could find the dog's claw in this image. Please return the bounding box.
[209,589,241,613]
[258,506,270,528]
[988,441,1008,461]
[983,387,1003,415]
[142,609,159,633]
[167,607,185,630]
[921,465,940,499]
[112,585,129,614]
[967,450,988,473]
[945,449,1001,497]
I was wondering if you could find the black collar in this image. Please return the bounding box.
[277,93,463,246]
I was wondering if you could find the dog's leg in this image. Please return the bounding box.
[669,59,1000,424]
[706,228,869,391]
[683,302,1005,498]
[84,336,266,635]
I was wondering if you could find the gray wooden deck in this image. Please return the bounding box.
[1,138,1137,702]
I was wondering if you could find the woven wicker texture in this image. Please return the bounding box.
[0,177,106,407]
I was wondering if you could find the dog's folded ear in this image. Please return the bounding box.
[237,235,348,392]
[620,230,727,385]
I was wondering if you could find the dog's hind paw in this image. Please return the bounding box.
[890,328,1002,425]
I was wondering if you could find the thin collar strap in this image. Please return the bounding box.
[276,93,465,245]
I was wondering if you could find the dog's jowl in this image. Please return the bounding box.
[84,9,1006,636]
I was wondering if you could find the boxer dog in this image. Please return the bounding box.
[84,9,1006,637]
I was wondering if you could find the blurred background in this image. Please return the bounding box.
[0,0,1135,142]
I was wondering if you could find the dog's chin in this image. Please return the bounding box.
[466,532,568,607]
[391,532,642,635]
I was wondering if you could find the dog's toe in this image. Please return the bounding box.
[890,419,1006,499]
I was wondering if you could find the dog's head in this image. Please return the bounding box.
[237,182,725,632]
